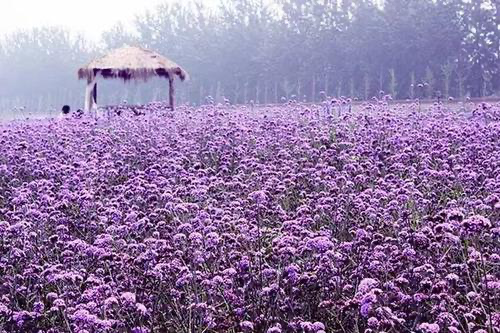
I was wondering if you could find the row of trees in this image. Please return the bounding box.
[0,0,498,112]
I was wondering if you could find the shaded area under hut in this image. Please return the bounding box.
[78,46,188,111]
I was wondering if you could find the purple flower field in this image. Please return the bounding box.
[0,101,499,333]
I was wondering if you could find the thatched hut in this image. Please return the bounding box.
[78,46,188,111]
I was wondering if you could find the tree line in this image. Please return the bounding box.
[0,0,498,113]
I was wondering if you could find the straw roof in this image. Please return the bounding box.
[78,46,188,82]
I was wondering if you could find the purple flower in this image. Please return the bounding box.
[71,309,93,323]
[241,321,254,331]
[239,257,250,271]
[461,215,491,233]
[249,190,268,205]
[306,236,333,253]
[33,301,44,313]
[104,296,119,308]
[1,101,499,331]
[267,324,282,333]
[367,317,379,328]
[357,278,379,295]
[312,322,326,331]
[418,322,440,333]
[136,303,148,315]
[300,321,313,331]
[121,292,136,304]
[53,299,65,308]
[360,302,373,317]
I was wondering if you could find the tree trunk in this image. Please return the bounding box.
[199,84,203,105]
[312,75,316,103]
[458,74,465,98]
[297,79,301,101]
[364,74,370,100]
[324,73,329,98]
[210,84,215,102]
[264,81,269,105]
[216,81,222,103]
[233,81,240,104]
[379,68,384,92]
[244,81,248,104]
[256,83,260,104]
[410,72,416,99]
[275,81,278,103]
[444,76,450,99]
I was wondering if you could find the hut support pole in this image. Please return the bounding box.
[169,77,175,110]
[85,77,97,112]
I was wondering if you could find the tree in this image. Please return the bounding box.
[0,27,95,111]
[102,22,138,49]
[1,0,498,114]
[459,0,498,96]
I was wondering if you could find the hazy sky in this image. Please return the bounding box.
[0,0,215,41]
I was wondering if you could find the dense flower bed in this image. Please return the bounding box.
[0,101,499,333]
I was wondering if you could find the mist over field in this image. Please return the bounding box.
[0,0,498,119]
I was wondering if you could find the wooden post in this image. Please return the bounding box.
[84,76,98,112]
[169,77,175,110]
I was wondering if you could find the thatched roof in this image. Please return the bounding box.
[78,46,188,82]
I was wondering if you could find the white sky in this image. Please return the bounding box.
[0,0,216,42]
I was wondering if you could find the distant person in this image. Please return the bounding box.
[75,109,84,118]
[59,105,72,120]
[62,105,71,115]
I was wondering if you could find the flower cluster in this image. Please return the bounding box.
[0,101,499,332]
